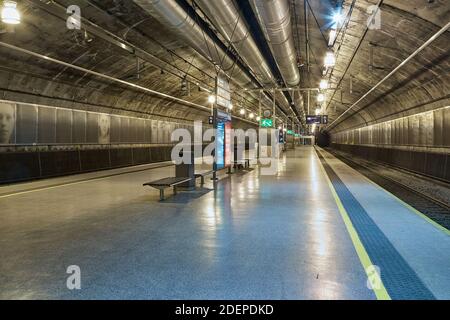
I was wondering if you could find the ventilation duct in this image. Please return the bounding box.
[133,0,291,118]
[132,0,254,88]
[251,0,300,87]
[195,0,275,86]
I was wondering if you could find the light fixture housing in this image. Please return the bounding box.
[317,93,325,102]
[319,79,329,90]
[2,1,20,25]
[324,51,336,68]
[328,29,337,46]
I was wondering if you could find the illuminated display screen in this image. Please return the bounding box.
[306,115,328,125]
[214,109,232,171]
[306,115,321,125]
[216,122,225,169]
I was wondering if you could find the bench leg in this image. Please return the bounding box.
[201,176,205,186]
[173,186,177,195]
[159,189,165,201]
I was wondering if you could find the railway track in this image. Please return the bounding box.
[327,150,450,231]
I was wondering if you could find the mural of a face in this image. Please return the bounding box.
[98,114,111,144]
[0,102,15,144]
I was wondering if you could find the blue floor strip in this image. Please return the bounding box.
[317,150,435,300]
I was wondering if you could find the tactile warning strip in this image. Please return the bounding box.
[317,150,435,300]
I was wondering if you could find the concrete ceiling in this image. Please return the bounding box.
[0,0,448,132]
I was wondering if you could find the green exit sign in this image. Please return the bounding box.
[260,118,273,127]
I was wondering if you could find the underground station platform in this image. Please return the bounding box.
[0,0,449,312]
[0,146,449,301]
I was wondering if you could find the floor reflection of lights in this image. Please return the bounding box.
[305,153,320,199]
[305,151,344,298]
[199,201,223,263]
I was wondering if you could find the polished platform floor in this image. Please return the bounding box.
[0,146,448,300]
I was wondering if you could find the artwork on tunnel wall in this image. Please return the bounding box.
[16,104,37,144]
[157,120,165,144]
[38,106,57,144]
[0,100,193,146]
[72,110,87,143]
[0,101,16,144]
[331,106,450,148]
[164,121,171,144]
[86,112,99,144]
[136,118,146,143]
[120,116,130,143]
[151,119,158,144]
[98,113,111,144]
[56,108,73,144]
[129,118,138,143]
[144,119,151,143]
[110,115,121,143]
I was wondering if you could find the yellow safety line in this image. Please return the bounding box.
[0,176,119,199]
[319,148,450,237]
[0,162,173,199]
[314,148,391,300]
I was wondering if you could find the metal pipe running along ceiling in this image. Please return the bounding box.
[248,0,304,124]
[195,0,275,86]
[132,0,300,124]
[133,0,292,122]
[251,0,301,87]
[132,0,254,88]
[194,0,298,120]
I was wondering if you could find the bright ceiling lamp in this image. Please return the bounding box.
[239,108,245,115]
[315,108,321,115]
[256,116,261,121]
[228,102,233,110]
[324,51,336,68]
[319,79,329,90]
[317,93,325,102]
[333,12,344,26]
[249,113,254,119]
[1,1,20,25]
[208,95,215,104]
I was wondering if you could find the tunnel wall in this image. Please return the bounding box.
[0,99,219,185]
[331,106,450,182]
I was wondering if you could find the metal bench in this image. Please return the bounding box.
[232,158,251,170]
[194,170,214,186]
[143,177,192,201]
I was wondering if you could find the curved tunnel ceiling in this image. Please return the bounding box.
[0,0,448,132]
[292,0,449,133]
